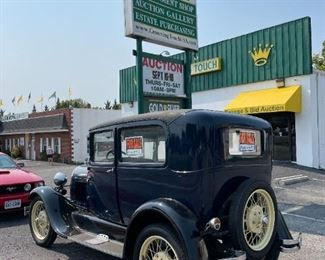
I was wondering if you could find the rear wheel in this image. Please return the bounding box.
[29,197,57,247]
[229,180,277,259]
[133,224,186,260]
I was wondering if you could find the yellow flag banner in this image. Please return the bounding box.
[37,96,44,103]
[17,95,24,105]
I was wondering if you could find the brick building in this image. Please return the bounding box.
[0,108,121,163]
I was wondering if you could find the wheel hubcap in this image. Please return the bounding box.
[243,189,275,251]
[139,235,178,260]
[31,201,50,240]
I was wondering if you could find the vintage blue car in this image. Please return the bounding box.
[28,110,301,259]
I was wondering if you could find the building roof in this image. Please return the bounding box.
[0,114,69,135]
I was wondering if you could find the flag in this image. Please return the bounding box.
[12,97,16,106]
[17,95,23,105]
[0,99,3,107]
[37,96,44,103]
[68,87,72,99]
[28,92,31,103]
[48,91,56,100]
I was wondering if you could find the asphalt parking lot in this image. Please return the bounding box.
[0,161,324,260]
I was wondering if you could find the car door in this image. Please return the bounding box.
[87,128,121,223]
[116,123,168,224]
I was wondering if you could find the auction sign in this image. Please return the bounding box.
[124,0,198,51]
[143,54,184,96]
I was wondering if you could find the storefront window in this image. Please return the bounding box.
[54,138,61,154]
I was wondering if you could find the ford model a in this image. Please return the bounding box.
[28,110,301,259]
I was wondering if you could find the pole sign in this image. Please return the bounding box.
[142,54,184,97]
[143,97,184,113]
[124,0,198,51]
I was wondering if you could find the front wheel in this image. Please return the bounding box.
[29,196,57,247]
[229,180,278,259]
[133,224,186,260]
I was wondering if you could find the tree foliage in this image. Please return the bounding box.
[312,40,325,71]
[104,99,121,110]
[56,98,91,109]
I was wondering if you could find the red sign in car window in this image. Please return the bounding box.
[125,136,143,157]
[239,132,256,145]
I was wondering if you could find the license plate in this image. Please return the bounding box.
[4,199,22,210]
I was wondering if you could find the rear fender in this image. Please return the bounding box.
[275,210,302,253]
[123,198,200,260]
[30,186,76,238]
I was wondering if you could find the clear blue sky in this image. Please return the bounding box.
[1,0,324,114]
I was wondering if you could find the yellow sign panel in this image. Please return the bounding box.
[225,85,301,114]
[191,57,221,75]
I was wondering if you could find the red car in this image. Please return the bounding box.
[0,152,44,214]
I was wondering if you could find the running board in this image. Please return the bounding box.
[68,231,124,258]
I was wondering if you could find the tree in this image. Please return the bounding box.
[56,98,60,109]
[0,109,5,118]
[313,40,325,71]
[112,99,121,110]
[104,100,112,110]
[56,98,91,109]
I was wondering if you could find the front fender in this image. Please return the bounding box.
[30,186,76,238]
[124,198,200,260]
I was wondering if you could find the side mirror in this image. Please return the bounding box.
[17,162,25,168]
[54,172,67,187]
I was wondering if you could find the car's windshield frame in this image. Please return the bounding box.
[0,155,18,169]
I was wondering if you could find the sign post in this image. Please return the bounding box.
[124,0,198,114]
[136,38,144,114]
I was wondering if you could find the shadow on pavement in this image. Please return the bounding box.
[48,241,118,260]
[279,202,325,236]
[0,211,28,228]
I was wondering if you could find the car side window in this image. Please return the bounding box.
[93,130,114,163]
[228,128,262,157]
[120,126,166,164]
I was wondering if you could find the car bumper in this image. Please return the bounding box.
[0,192,30,213]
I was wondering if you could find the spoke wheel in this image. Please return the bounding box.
[133,224,186,260]
[31,200,50,240]
[29,197,57,247]
[228,180,278,260]
[243,189,275,251]
[139,235,179,260]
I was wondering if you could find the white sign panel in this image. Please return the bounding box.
[124,0,198,51]
[143,56,184,96]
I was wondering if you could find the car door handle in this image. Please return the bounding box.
[106,168,114,174]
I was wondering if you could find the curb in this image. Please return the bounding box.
[274,175,310,186]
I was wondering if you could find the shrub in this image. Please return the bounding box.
[11,145,22,159]
[53,153,61,162]
[40,150,48,161]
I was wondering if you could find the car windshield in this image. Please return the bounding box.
[0,155,17,169]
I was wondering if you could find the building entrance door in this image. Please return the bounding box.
[255,112,296,161]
